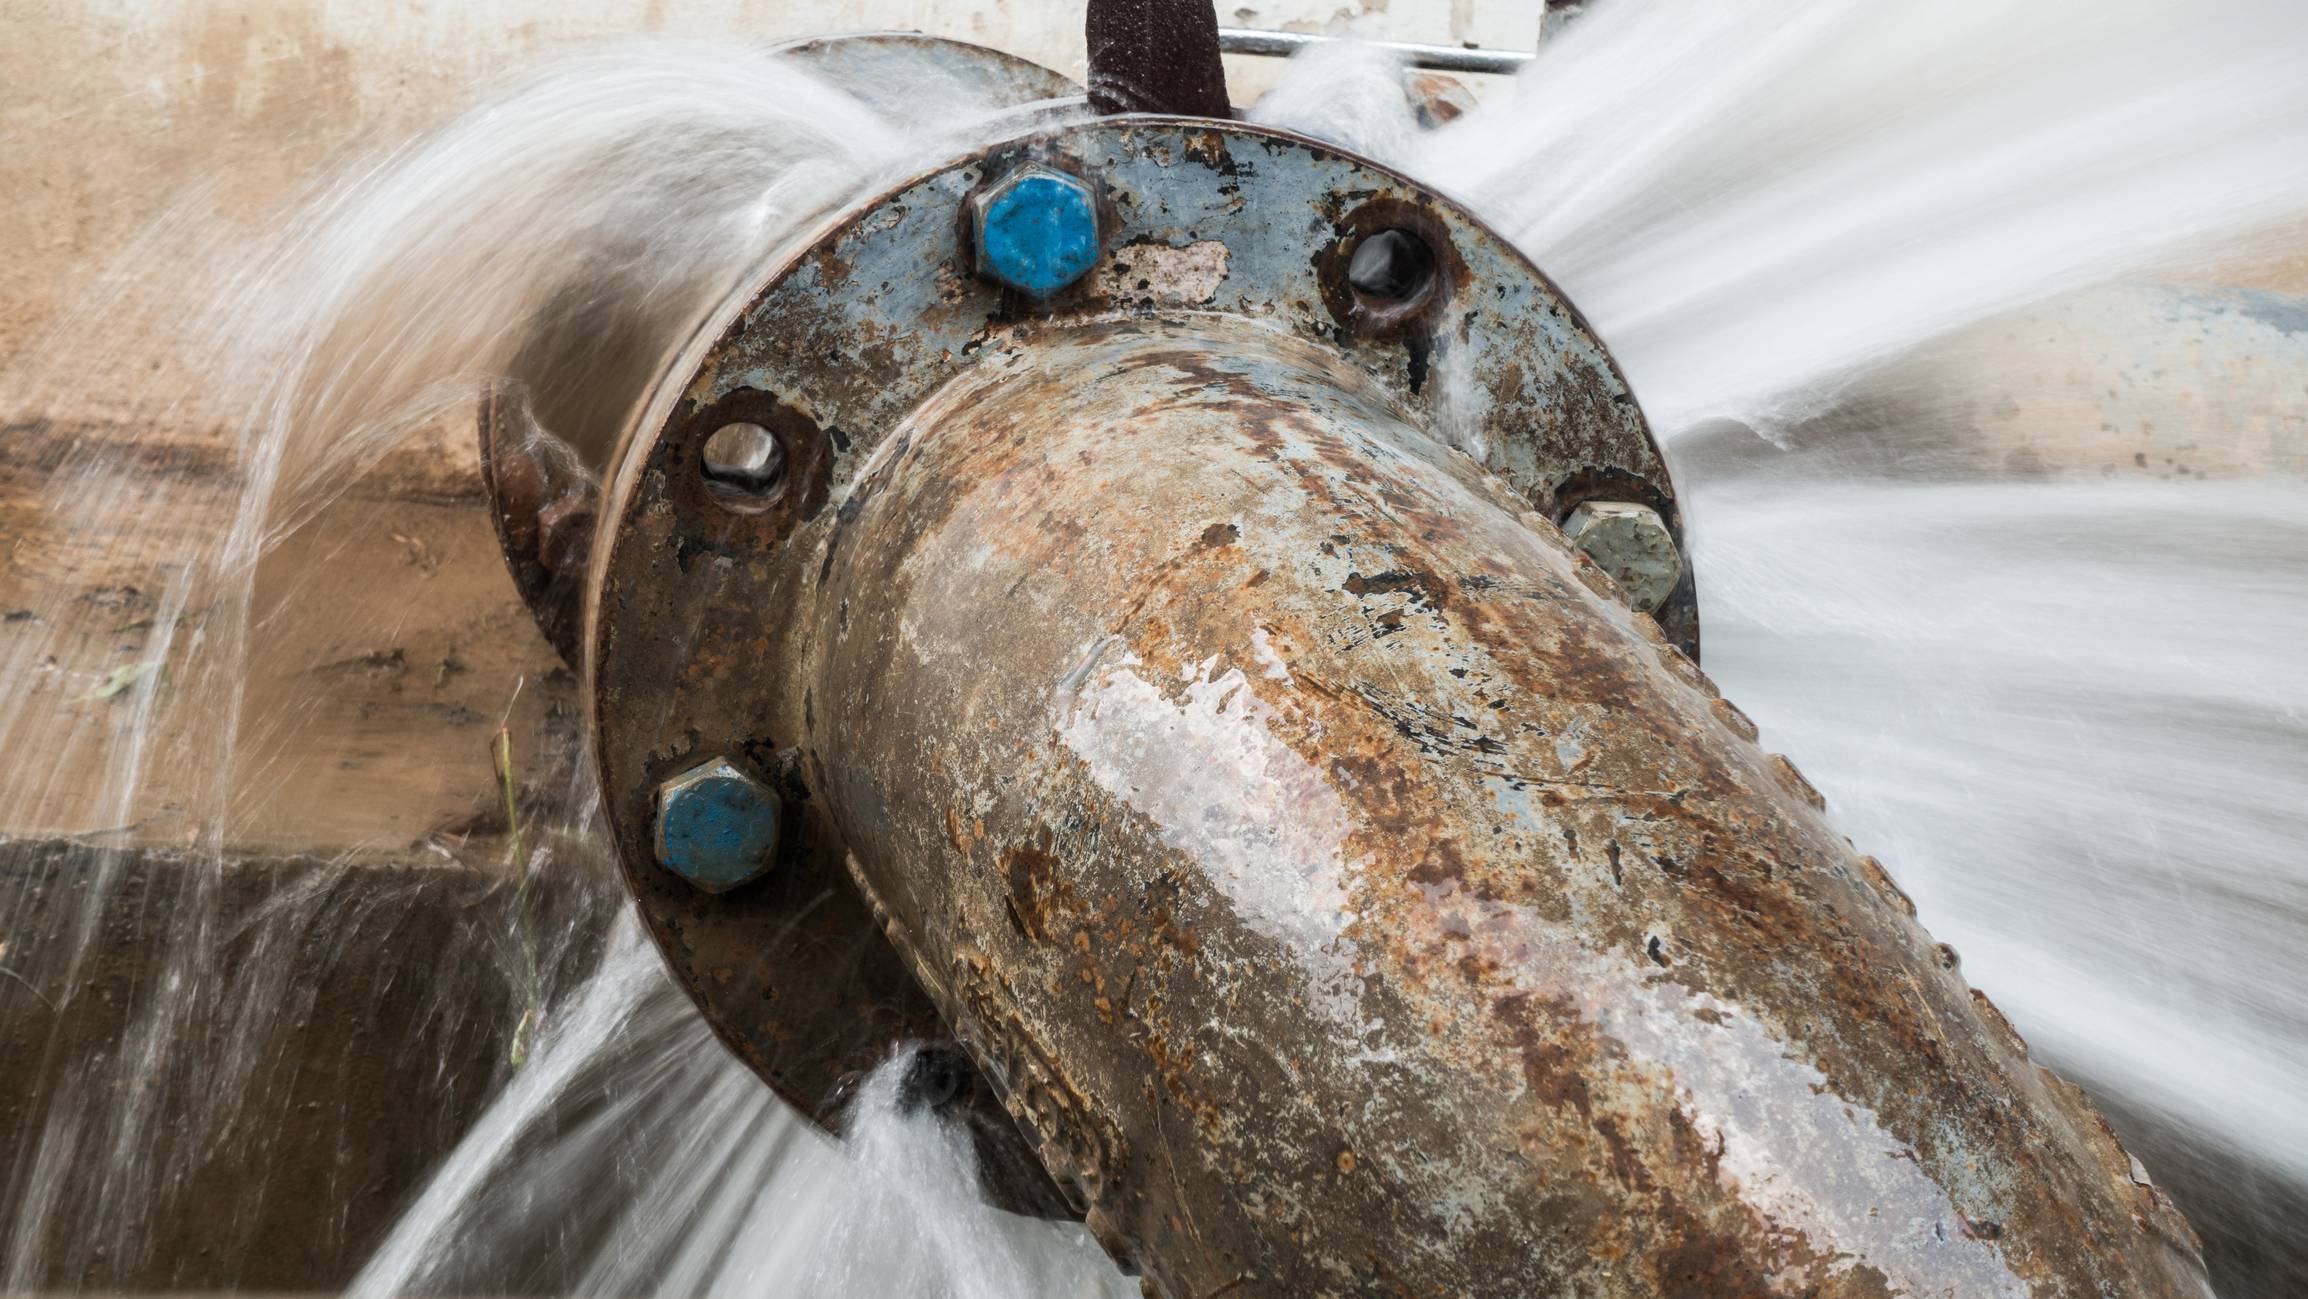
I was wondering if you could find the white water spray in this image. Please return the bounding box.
[4,2,2306,1295]
[353,921,1127,1299]
[1416,0,2308,431]
[0,41,1075,1292]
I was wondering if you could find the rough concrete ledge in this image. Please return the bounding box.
[0,839,610,1292]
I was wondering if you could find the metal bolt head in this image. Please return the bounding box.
[533,496,595,574]
[654,757,782,894]
[969,165,1102,298]
[1561,501,1683,613]
[700,421,786,499]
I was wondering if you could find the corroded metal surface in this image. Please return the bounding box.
[619,116,1695,650]
[578,119,2207,1292]
[796,320,2206,1295]
[772,31,1082,123]
[1563,499,1682,613]
[478,391,599,662]
[478,33,1081,662]
[581,119,1695,1178]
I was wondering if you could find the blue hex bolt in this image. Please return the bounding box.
[969,165,1102,298]
[654,757,782,894]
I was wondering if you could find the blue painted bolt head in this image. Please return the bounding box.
[654,757,782,894]
[970,165,1102,299]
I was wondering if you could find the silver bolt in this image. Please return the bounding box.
[701,422,786,499]
[1561,501,1682,613]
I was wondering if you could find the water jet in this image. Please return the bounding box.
[4,2,2306,1296]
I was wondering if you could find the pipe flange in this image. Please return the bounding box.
[613,119,1690,644]
[559,113,2209,1299]
[584,117,1691,1211]
[479,32,1081,664]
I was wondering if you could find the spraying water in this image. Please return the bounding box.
[0,42,1091,1292]
[1417,0,2308,432]
[350,920,1125,1299]
[1414,2,2308,1287]
[4,0,2307,1294]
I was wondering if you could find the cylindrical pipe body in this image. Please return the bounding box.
[803,318,2207,1296]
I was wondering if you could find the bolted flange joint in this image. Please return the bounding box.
[968,165,1102,299]
[653,757,782,893]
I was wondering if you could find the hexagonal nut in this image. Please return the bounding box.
[969,165,1102,299]
[653,757,782,894]
[1561,501,1683,614]
[534,495,596,574]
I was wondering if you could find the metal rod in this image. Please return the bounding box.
[1088,0,1233,117]
[1217,26,1533,76]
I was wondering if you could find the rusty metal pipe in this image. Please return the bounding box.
[786,317,2209,1295]
[520,105,2217,1294]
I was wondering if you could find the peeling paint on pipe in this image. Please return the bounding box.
[796,317,2210,1297]
[554,114,2213,1295]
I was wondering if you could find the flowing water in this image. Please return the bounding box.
[351,922,1125,1299]
[0,44,1107,1293]
[4,0,2307,1294]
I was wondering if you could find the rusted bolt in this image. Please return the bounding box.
[968,165,1102,299]
[1561,501,1682,613]
[700,421,787,505]
[653,757,782,893]
[533,496,595,574]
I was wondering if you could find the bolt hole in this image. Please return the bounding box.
[1346,229,1437,305]
[700,421,787,510]
[900,1047,973,1115]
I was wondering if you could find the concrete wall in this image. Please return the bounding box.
[0,845,609,1291]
